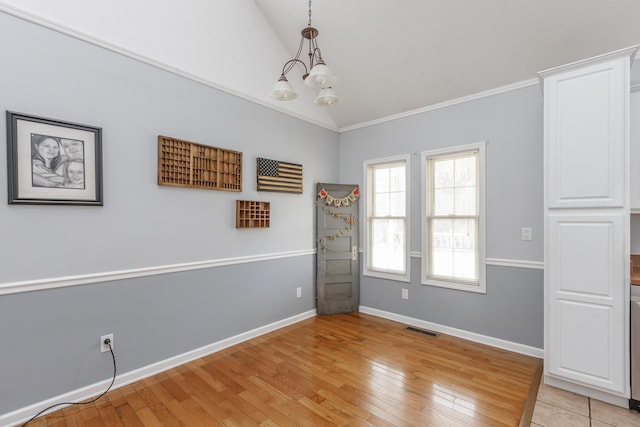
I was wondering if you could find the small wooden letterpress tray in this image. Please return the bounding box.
[236,200,270,228]
[158,135,242,191]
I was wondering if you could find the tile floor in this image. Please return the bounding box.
[531,383,640,426]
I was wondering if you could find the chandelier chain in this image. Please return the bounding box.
[308,0,312,26]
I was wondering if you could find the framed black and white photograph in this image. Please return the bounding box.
[6,111,103,205]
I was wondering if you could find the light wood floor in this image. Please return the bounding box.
[25,313,542,426]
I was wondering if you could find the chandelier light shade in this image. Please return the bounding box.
[305,60,337,89]
[270,75,297,101]
[314,87,341,106]
[270,0,340,106]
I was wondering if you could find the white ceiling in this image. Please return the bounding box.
[255,0,640,130]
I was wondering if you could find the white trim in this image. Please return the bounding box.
[422,278,486,294]
[362,154,411,283]
[362,270,411,283]
[411,253,545,270]
[421,142,487,293]
[359,306,543,359]
[0,5,339,133]
[340,79,540,132]
[0,249,316,296]
[0,309,317,427]
[485,258,545,270]
[538,45,638,92]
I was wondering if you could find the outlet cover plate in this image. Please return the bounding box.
[100,334,114,353]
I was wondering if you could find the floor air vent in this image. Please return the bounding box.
[406,326,439,337]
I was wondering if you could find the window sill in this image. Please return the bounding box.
[364,270,410,283]
[421,278,486,294]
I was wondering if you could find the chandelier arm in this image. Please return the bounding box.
[281,58,308,77]
[281,35,307,76]
[312,46,323,63]
[307,33,322,69]
[294,34,305,62]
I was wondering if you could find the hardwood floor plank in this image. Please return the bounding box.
[30,313,539,427]
[112,403,145,427]
[130,381,181,427]
[155,372,191,403]
[237,389,298,427]
[41,414,67,427]
[164,398,219,426]
[134,407,165,427]
[60,408,84,427]
[78,405,105,427]
[96,404,125,427]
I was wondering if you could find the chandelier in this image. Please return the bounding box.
[270,0,341,106]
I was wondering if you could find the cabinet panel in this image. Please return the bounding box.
[551,218,621,296]
[547,214,626,393]
[631,91,640,212]
[552,300,616,385]
[545,60,626,208]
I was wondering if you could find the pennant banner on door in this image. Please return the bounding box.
[317,186,359,207]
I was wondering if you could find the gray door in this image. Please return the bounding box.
[316,183,359,315]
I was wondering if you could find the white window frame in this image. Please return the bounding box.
[421,142,486,293]
[363,154,411,282]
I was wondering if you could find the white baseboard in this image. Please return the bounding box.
[0,310,317,427]
[359,306,544,359]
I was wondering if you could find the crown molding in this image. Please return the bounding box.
[339,78,540,133]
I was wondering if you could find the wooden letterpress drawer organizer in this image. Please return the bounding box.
[158,135,242,191]
[236,200,270,228]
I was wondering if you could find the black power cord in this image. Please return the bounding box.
[20,339,117,427]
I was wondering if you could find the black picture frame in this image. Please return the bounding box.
[6,111,103,205]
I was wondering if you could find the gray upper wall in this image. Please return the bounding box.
[337,85,546,350]
[339,85,544,262]
[0,11,339,284]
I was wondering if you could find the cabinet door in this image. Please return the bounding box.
[631,91,640,212]
[544,59,627,209]
[547,214,626,393]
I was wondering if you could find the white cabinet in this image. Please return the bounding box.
[540,46,636,401]
[631,91,640,212]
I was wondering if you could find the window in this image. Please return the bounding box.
[422,143,485,293]
[364,155,410,282]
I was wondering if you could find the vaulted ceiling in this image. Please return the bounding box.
[1,1,640,131]
[256,0,640,130]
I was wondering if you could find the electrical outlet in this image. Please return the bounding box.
[402,288,408,300]
[100,334,114,353]
[522,227,532,241]
[296,287,302,298]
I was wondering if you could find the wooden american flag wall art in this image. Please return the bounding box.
[256,157,303,193]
